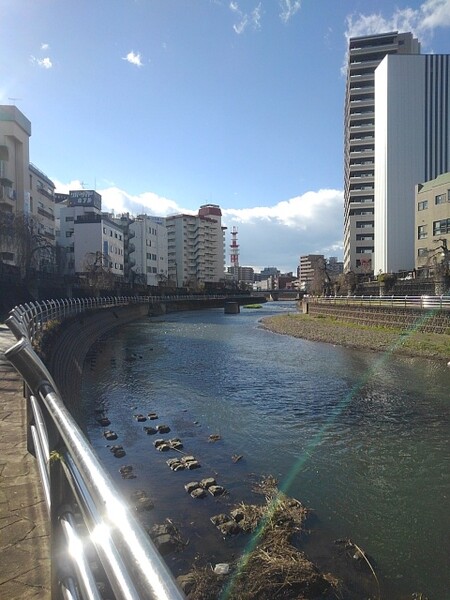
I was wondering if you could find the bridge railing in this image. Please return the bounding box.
[5,296,186,600]
[308,294,450,310]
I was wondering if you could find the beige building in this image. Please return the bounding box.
[0,105,57,272]
[0,105,31,217]
[343,32,420,274]
[415,172,450,273]
[166,204,226,288]
[299,254,324,290]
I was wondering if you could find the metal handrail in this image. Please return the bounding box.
[5,296,187,599]
[308,294,450,310]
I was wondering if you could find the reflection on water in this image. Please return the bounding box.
[82,302,450,598]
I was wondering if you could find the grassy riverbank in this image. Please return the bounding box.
[261,313,450,362]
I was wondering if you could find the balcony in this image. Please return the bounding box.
[37,185,54,201]
[37,206,55,221]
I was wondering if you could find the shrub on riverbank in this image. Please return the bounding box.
[261,314,450,362]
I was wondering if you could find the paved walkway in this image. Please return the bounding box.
[0,324,50,599]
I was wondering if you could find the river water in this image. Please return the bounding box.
[82,301,450,599]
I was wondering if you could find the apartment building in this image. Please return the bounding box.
[299,254,324,289]
[166,204,226,288]
[129,214,168,287]
[343,32,420,274]
[59,190,124,276]
[374,53,450,273]
[0,105,31,217]
[415,172,450,273]
[29,163,56,267]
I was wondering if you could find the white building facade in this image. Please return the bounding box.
[166,204,226,288]
[130,215,168,287]
[59,190,124,276]
[374,54,450,273]
[343,32,420,274]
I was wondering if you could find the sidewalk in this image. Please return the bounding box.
[0,324,50,599]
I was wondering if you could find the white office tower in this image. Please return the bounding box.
[343,32,420,274]
[374,54,450,274]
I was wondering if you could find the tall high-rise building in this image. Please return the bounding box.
[343,32,420,274]
[166,204,226,288]
[374,53,450,273]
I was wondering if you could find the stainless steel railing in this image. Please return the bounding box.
[308,294,450,310]
[5,296,185,600]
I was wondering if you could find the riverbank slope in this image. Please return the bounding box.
[261,313,450,362]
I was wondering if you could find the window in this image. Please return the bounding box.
[433,218,450,236]
[146,252,152,260]
[417,248,428,257]
[356,234,374,241]
[103,226,106,233]
[356,247,373,254]
[66,230,74,237]
[435,193,446,205]
[417,200,428,211]
[66,216,74,222]
[152,267,157,273]
[417,225,427,239]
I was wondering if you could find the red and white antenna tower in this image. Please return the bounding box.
[230,226,239,280]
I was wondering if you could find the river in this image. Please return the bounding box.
[82,301,450,599]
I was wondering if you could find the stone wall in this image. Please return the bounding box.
[305,301,450,334]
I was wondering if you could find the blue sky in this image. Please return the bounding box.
[1,0,450,272]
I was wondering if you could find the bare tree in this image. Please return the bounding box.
[83,251,114,295]
[0,212,55,279]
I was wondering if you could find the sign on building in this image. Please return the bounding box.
[68,190,102,210]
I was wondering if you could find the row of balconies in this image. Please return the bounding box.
[37,206,55,221]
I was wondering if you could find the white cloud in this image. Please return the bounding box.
[279,0,302,24]
[345,0,450,49]
[123,51,143,67]
[222,189,344,271]
[53,180,190,217]
[30,56,53,69]
[230,1,262,34]
[41,43,50,50]
[52,180,343,273]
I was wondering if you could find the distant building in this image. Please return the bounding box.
[327,256,343,277]
[29,163,56,268]
[259,267,280,280]
[299,255,324,289]
[59,190,124,277]
[226,265,254,284]
[166,204,226,288]
[130,214,168,287]
[415,172,450,273]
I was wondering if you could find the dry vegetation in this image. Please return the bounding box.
[181,477,341,600]
[261,313,450,362]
